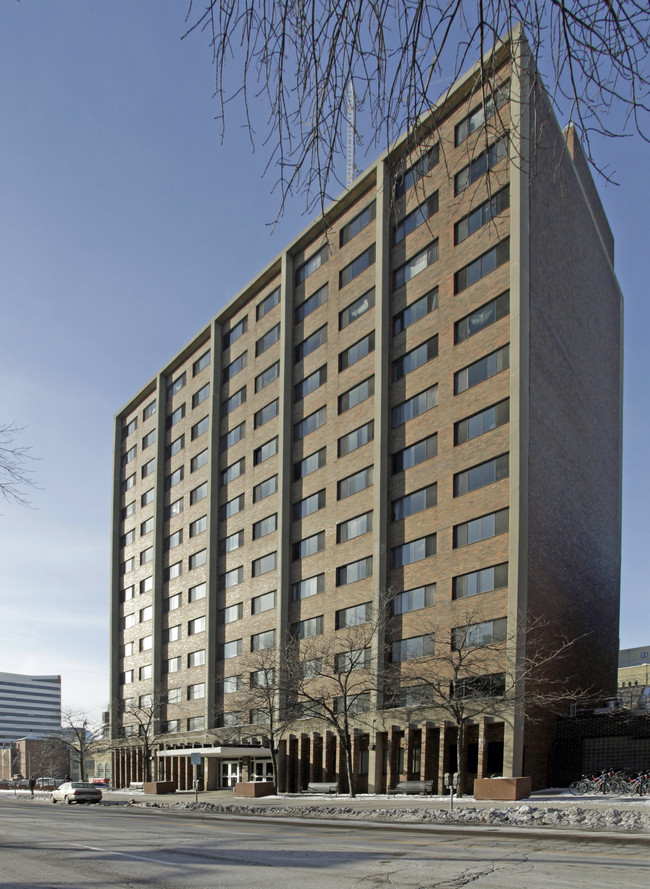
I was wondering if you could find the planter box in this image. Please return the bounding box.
[235,781,275,798]
[473,777,532,801]
[143,780,176,795]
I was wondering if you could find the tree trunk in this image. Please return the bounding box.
[456,720,465,798]
[343,740,356,798]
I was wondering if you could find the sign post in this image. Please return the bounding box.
[190,752,202,803]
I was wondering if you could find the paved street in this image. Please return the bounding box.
[1,799,649,889]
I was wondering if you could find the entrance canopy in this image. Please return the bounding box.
[157,746,271,759]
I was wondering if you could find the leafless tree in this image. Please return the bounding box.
[0,423,37,507]
[288,601,388,797]
[184,1,649,215]
[211,645,299,787]
[117,687,174,782]
[47,708,107,783]
[386,606,588,796]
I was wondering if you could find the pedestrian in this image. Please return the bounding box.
[28,776,36,798]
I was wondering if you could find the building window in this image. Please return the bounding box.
[339,332,375,372]
[122,445,137,466]
[192,383,210,408]
[295,283,328,324]
[164,530,183,550]
[336,602,371,629]
[123,418,137,438]
[120,612,135,629]
[294,365,327,402]
[455,291,510,343]
[121,474,136,494]
[140,605,153,622]
[340,200,376,247]
[335,650,371,672]
[256,361,280,393]
[121,587,135,603]
[256,287,280,320]
[220,639,243,660]
[256,323,281,357]
[191,415,209,439]
[223,675,242,693]
[453,563,509,599]
[166,435,184,459]
[340,244,376,288]
[339,287,375,330]
[122,501,136,519]
[337,511,373,543]
[391,635,434,662]
[338,421,374,457]
[393,288,438,336]
[219,566,244,589]
[222,386,246,416]
[392,584,435,614]
[220,494,244,521]
[141,488,154,507]
[188,716,205,732]
[454,135,509,195]
[394,144,439,197]
[392,336,438,381]
[191,449,209,473]
[452,618,507,649]
[143,400,156,420]
[252,437,277,467]
[455,399,509,444]
[167,404,186,428]
[455,185,510,244]
[454,508,509,548]
[291,615,324,640]
[122,528,135,546]
[338,376,374,414]
[167,373,186,400]
[252,590,276,614]
[189,515,207,538]
[193,349,210,376]
[295,245,328,285]
[189,581,207,602]
[188,549,207,570]
[293,489,326,519]
[221,421,244,450]
[455,79,510,144]
[139,665,152,680]
[188,683,205,700]
[291,574,325,600]
[293,530,325,560]
[166,497,183,519]
[393,240,438,290]
[219,602,243,624]
[140,576,153,594]
[165,561,182,581]
[253,513,277,539]
[454,453,509,496]
[123,640,134,655]
[392,484,437,521]
[253,475,278,503]
[337,556,372,585]
[163,625,181,643]
[337,466,373,500]
[221,457,245,486]
[166,594,182,612]
[393,193,439,244]
[251,629,276,651]
[455,238,510,294]
[165,467,184,489]
[188,616,206,635]
[223,351,247,382]
[295,324,328,363]
[392,434,437,474]
[223,316,248,350]
[294,405,326,440]
[190,481,208,505]
[455,345,509,394]
[140,458,155,479]
[251,669,275,688]
[254,398,279,429]
[392,385,438,427]
[188,649,206,668]
[166,656,181,673]
[390,534,436,568]
[142,429,156,449]
[252,551,277,577]
[121,556,135,575]
[294,448,326,480]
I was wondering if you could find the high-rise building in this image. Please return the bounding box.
[0,673,62,743]
[109,33,622,792]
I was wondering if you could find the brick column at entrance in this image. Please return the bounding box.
[477,717,488,779]
[298,733,310,791]
[386,726,399,790]
[309,733,321,782]
[437,722,449,793]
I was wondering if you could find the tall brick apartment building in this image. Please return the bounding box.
[110,33,622,792]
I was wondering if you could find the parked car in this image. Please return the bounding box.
[50,782,103,805]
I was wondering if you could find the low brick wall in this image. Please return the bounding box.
[234,781,275,798]
[143,781,176,795]
[473,777,532,801]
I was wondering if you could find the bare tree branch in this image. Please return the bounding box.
[0,423,38,508]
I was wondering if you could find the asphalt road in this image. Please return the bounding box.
[1,799,648,889]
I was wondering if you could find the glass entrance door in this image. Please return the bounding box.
[250,759,274,781]
[220,760,241,788]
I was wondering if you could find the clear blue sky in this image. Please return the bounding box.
[1,3,647,722]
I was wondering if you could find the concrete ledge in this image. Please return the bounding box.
[143,780,176,795]
[473,777,532,801]
[235,781,275,798]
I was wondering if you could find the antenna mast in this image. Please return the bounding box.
[346,81,357,187]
